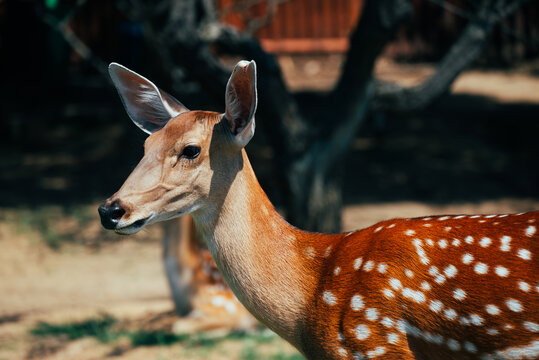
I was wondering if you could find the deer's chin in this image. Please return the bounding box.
[114,212,155,235]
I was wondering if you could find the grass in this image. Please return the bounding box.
[29,315,304,359]
[30,314,117,343]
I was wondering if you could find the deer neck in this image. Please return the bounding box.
[192,150,325,349]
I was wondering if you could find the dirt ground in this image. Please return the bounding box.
[1,57,539,360]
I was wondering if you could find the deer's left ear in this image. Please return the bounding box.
[109,63,189,134]
[224,60,257,148]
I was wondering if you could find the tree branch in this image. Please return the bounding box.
[37,1,109,78]
[372,0,530,113]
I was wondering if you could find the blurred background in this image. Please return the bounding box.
[1,0,538,359]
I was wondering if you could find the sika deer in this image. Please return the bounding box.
[98,60,538,359]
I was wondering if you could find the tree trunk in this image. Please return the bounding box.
[285,0,412,232]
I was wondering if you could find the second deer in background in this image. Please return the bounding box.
[162,215,257,333]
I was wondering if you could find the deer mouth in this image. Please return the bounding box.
[115,213,155,235]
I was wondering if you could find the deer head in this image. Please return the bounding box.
[98,61,258,234]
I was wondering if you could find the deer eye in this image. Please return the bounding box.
[181,145,201,160]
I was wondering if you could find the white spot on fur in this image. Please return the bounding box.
[526,225,536,237]
[464,341,478,353]
[304,247,316,258]
[365,308,378,321]
[354,257,363,270]
[421,281,431,291]
[494,339,539,359]
[445,226,452,231]
[338,347,347,356]
[438,239,448,249]
[470,215,481,219]
[495,266,509,277]
[402,288,426,303]
[426,238,434,246]
[444,265,457,278]
[438,216,450,221]
[389,278,402,290]
[423,223,432,227]
[374,226,383,233]
[324,246,332,258]
[351,295,365,311]
[506,298,523,312]
[444,308,458,320]
[381,317,394,328]
[354,324,370,340]
[453,288,466,300]
[405,269,414,278]
[465,236,474,244]
[366,346,386,358]
[377,263,388,273]
[519,281,530,292]
[405,229,415,236]
[469,314,484,326]
[428,266,439,276]
[480,237,492,247]
[429,300,443,313]
[452,238,460,246]
[334,267,341,276]
[387,333,399,344]
[387,223,396,228]
[434,274,446,284]
[517,248,532,260]
[396,320,408,333]
[523,321,539,332]
[412,238,430,265]
[486,304,501,315]
[500,235,512,252]
[475,263,488,274]
[447,338,461,351]
[363,260,375,272]
[487,328,499,335]
[382,289,395,298]
[462,253,474,264]
[323,291,337,306]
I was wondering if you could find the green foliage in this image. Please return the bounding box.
[30,314,117,343]
[128,331,189,347]
[45,0,59,9]
[29,316,304,359]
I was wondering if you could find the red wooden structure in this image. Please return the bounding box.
[218,0,363,53]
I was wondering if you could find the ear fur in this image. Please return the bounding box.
[224,60,257,148]
[109,63,189,134]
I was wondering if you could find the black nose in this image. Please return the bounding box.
[98,200,126,230]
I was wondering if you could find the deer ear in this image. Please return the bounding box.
[224,60,257,148]
[108,63,189,134]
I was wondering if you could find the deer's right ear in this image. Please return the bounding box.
[108,63,189,134]
[224,60,257,148]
